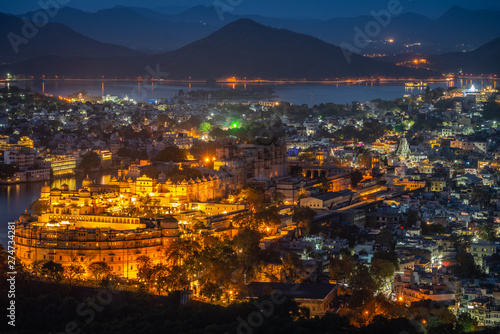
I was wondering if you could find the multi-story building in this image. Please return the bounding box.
[428,178,446,192]
[471,241,499,266]
[45,156,77,176]
[215,141,287,182]
[97,150,113,168]
[15,215,179,279]
[450,140,488,153]
[3,149,36,169]
[14,179,184,279]
[299,190,360,210]
[394,178,426,191]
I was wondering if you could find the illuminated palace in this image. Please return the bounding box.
[13,171,239,279]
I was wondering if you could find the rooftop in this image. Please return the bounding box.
[247,282,337,300]
[311,190,355,201]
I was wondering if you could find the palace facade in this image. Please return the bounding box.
[14,170,239,279]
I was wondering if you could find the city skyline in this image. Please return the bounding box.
[1,1,500,333]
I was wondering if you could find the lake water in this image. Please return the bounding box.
[2,78,498,105]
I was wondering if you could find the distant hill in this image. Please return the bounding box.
[20,7,216,53]
[16,5,500,55]
[428,36,500,74]
[433,6,500,49]
[0,12,141,63]
[161,5,500,54]
[2,19,434,80]
[150,19,433,80]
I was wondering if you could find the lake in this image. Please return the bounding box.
[2,78,498,105]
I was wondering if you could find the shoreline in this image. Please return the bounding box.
[1,76,498,85]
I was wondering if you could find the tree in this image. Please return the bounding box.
[318,176,330,193]
[232,212,259,230]
[407,209,420,227]
[79,151,101,171]
[238,187,264,212]
[41,261,64,282]
[255,206,281,228]
[233,228,262,276]
[456,312,479,332]
[282,252,304,283]
[372,251,399,270]
[196,236,237,301]
[477,222,497,242]
[88,261,111,284]
[422,222,446,235]
[376,228,394,245]
[153,146,188,162]
[358,154,373,169]
[0,244,9,281]
[165,239,202,277]
[452,253,482,279]
[294,206,316,235]
[274,191,286,205]
[29,198,50,215]
[370,259,395,287]
[162,264,188,294]
[137,255,154,284]
[350,170,363,188]
[329,256,355,283]
[65,263,86,284]
[290,165,303,178]
[209,127,226,139]
[31,259,47,278]
[349,264,378,308]
[0,163,18,179]
[141,166,160,179]
[199,122,212,134]
[117,147,131,157]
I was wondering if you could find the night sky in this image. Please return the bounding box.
[1,0,499,19]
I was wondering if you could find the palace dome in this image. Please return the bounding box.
[160,216,178,229]
[82,175,93,188]
[41,182,51,193]
[19,209,31,222]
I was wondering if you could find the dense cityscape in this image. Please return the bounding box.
[1,1,500,334]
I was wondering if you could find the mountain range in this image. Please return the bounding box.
[18,5,500,54]
[1,6,499,80]
[429,36,500,75]
[1,18,433,80]
[0,12,141,64]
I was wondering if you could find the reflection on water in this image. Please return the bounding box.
[50,178,77,190]
[1,79,497,105]
[0,173,113,246]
